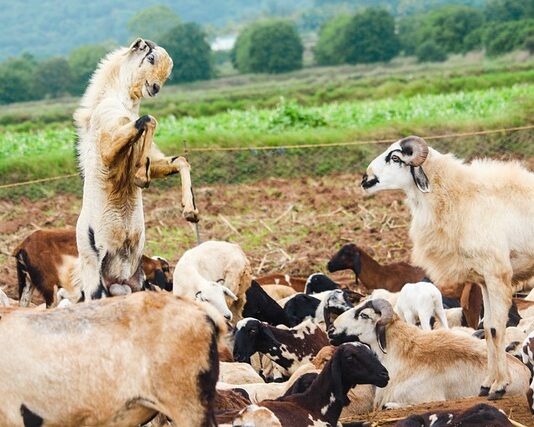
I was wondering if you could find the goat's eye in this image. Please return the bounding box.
[391,155,401,163]
[360,313,370,320]
[250,329,257,335]
[147,53,155,64]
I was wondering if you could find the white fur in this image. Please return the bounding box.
[395,282,448,330]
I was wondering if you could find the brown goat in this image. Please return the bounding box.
[13,228,172,307]
[327,243,426,292]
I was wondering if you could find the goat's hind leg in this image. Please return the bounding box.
[480,271,512,399]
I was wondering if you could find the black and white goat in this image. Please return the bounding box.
[233,318,329,380]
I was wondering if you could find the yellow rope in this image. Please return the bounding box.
[1,124,533,189]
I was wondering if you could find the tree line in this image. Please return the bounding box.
[1,0,534,105]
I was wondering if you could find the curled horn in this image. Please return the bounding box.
[371,299,394,354]
[399,136,429,167]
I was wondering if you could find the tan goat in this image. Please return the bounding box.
[74,38,198,300]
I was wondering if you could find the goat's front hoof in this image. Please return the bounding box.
[488,388,506,400]
[478,386,490,396]
[183,209,200,223]
[134,176,150,189]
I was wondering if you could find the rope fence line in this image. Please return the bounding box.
[1,124,533,190]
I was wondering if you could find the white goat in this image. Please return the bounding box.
[329,299,530,408]
[362,135,534,399]
[0,292,225,426]
[395,281,448,330]
[173,240,251,321]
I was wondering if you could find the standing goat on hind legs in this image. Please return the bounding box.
[361,136,534,400]
[74,38,198,300]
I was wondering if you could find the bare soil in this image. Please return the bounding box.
[342,395,533,426]
[0,173,412,300]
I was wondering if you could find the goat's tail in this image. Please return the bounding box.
[14,249,29,301]
[434,292,449,329]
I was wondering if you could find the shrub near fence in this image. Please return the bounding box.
[1,126,533,200]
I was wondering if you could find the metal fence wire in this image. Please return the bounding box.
[1,126,533,200]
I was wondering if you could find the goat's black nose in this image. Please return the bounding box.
[224,313,232,320]
[152,83,160,94]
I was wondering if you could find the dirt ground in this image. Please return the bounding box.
[0,173,533,423]
[343,395,533,426]
[0,173,412,300]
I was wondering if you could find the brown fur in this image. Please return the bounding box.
[13,228,171,306]
[0,292,225,426]
[254,274,307,293]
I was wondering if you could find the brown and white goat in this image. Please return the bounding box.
[0,292,225,426]
[361,136,534,398]
[74,38,197,301]
[12,228,172,307]
[329,299,530,408]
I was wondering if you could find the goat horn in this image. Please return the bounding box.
[371,298,395,325]
[399,136,429,167]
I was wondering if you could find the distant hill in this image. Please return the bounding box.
[0,0,312,60]
[0,0,486,60]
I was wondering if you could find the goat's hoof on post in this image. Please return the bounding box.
[478,386,490,396]
[183,209,200,223]
[488,388,506,400]
[134,174,150,189]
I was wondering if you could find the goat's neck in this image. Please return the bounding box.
[358,252,385,289]
[288,365,347,424]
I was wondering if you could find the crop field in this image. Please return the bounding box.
[2,54,534,185]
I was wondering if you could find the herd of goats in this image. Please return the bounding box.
[1,38,534,427]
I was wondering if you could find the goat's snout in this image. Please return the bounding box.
[224,312,232,321]
[376,369,390,387]
[361,173,379,189]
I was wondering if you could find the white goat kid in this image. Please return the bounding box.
[361,136,534,399]
[395,281,448,330]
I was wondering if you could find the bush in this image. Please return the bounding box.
[159,22,214,83]
[343,8,400,64]
[399,5,484,55]
[0,53,38,104]
[33,57,73,99]
[525,35,534,53]
[233,20,303,74]
[416,41,447,62]
[68,44,110,95]
[313,14,351,66]
[485,19,534,56]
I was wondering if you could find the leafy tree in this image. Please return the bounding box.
[0,53,39,104]
[159,23,213,83]
[485,19,534,56]
[484,0,534,22]
[33,57,73,98]
[343,8,400,64]
[314,14,351,65]
[525,35,534,53]
[127,5,181,42]
[399,5,484,55]
[69,44,110,95]
[233,20,303,73]
[416,40,447,62]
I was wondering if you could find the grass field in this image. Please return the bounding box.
[1,53,534,189]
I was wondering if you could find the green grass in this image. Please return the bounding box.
[1,83,533,189]
[2,53,534,130]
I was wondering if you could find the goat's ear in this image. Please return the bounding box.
[331,351,350,406]
[375,324,388,354]
[222,286,238,301]
[411,166,430,193]
[129,37,149,53]
[352,252,362,275]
